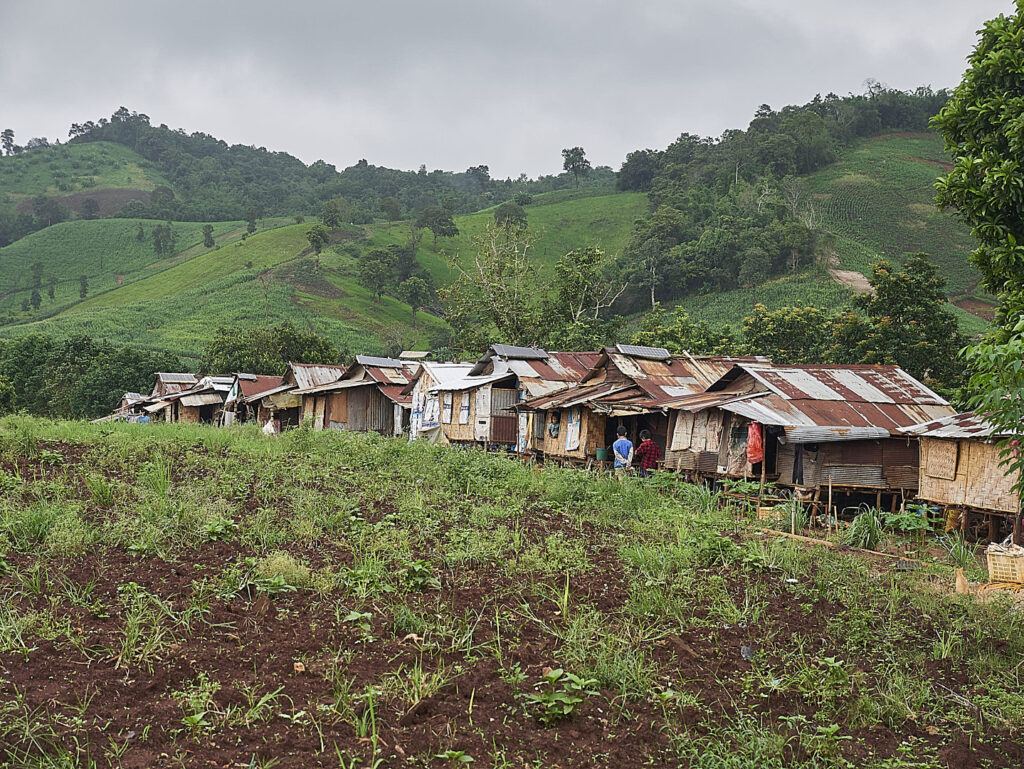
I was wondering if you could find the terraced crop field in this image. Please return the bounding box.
[806,134,981,298]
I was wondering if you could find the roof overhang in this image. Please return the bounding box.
[179,393,225,408]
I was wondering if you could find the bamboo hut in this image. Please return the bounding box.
[141,372,198,422]
[221,373,284,425]
[248,362,347,431]
[516,345,747,465]
[295,355,417,436]
[407,362,475,443]
[902,412,1021,540]
[666,363,956,507]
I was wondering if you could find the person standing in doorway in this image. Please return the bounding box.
[634,429,662,477]
[612,425,634,481]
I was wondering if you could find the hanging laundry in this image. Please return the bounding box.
[746,422,764,464]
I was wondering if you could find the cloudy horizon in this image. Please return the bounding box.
[1,0,1011,178]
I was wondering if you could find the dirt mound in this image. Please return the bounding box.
[16,188,152,217]
[828,267,873,294]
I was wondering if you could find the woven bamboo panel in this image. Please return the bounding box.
[919,439,967,506]
[965,441,1020,513]
[927,440,958,480]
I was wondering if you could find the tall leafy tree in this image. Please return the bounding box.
[202,224,215,248]
[398,276,431,324]
[633,304,740,355]
[415,205,459,245]
[358,248,397,303]
[200,322,340,376]
[305,224,330,267]
[1,128,13,156]
[439,221,542,353]
[561,146,591,187]
[493,201,526,228]
[379,196,401,231]
[932,0,1024,529]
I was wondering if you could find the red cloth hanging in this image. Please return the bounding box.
[746,422,764,464]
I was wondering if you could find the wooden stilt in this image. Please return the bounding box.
[827,479,833,540]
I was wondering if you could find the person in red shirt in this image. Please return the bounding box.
[634,429,662,477]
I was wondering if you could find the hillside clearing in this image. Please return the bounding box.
[0,418,1021,768]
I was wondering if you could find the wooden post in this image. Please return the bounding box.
[875,490,882,511]
[827,479,833,540]
[988,513,998,543]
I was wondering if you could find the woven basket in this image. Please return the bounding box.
[987,552,1024,584]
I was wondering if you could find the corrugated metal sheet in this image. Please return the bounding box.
[238,375,284,399]
[822,465,885,488]
[902,411,1011,439]
[615,344,671,360]
[491,344,548,359]
[246,383,294,403]
[289,363,347,391]
[786,426,890,442]
[884,465,919,488]
[718,386,955,442]
[179,393,224,407]
[741,364,947,406]
[144,400,171,413]
[430,371,513,393]
[356,355,406,368]
[696,451,718,472]
[157,372,197,384]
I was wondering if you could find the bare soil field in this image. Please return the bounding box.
[0,418,1021,768]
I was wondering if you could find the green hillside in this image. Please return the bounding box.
[0,191,645,360]
[0,141,167,215]
[359,188,648,286]
[0,218,251,318]
[806,133,989,309]
[0,222,448,362]
[657,134,990,336]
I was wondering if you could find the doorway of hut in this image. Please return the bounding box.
[199,404,218,424]
[603,413,670,459]
[490,386,519,446]
[277,407,300,429]
[748,424,781,483]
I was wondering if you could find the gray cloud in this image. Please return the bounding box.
[0,0,1011,177]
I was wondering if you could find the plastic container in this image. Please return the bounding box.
[987,551,1024,583]
[595,447,610,461]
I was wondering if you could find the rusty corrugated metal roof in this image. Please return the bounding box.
[238,375,284,399]
[736,363,947,405]
[288,362,347,391]
[902,411,1014,440]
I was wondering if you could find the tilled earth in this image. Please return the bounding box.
[1,434,1022,768]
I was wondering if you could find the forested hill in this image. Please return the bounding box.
[611,84,953,314]
[66,110,611,220]
[0,108,609,246]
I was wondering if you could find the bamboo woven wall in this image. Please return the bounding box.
[538,408,601,460]
[919,438,1019,513]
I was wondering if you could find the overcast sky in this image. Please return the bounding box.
[0,0,1012,178]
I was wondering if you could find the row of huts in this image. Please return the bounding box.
[117,343,1021,538]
